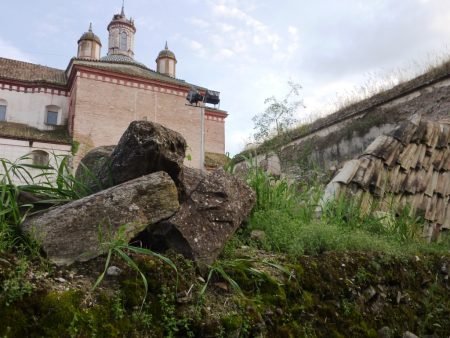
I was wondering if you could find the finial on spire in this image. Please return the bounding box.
[88,22,93,32]
[165,41,168,50]
[121,0,125,16]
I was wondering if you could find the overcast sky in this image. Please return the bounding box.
[2,0,450,154]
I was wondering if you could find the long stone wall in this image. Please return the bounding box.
[236,63,450,181]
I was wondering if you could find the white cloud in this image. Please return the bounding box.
[226,128,254,155]
[214,48,234,60]
[186,17,210,29]
[186,39,207,57]
[210,1,281,52]
[0,38,34,62]
[218,23,235,33]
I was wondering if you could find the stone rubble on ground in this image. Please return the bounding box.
[322,114,450,240]
[76,120,187,194]
[25,121,255,267]
[140,167,256,267]
[21,171,179,266]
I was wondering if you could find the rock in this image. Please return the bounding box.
[363,286,377,302]
[77,121,187,194]
[75,145,115,193]
[396,291,402,304]
[106,266,122,276]
[250,230,266,243]
[402,331,419,338]
[377,326,392,338]
[18,191,55,212]
[21,172,179,266]
[440,263,448,275]
[140,167,255,267]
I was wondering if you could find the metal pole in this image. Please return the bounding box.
[200,103,205,171]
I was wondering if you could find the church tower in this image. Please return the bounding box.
[77,23,102,60]
[106,4,136,59]
[156,42,177,78]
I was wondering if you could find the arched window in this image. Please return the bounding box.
[0,99,7,122]
[31,150,49,166]
[120,31,127,51]
[45,105,60,125]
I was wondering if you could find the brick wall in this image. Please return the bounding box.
[71,74,225,168]
[205,116,225,154]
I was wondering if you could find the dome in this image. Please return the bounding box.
[100,54,147,68]
[107,6,136,33]
[78,24,102,46]
[157,42,177,61]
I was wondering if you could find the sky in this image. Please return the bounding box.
[2,0,450,155]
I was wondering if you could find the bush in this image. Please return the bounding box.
[244,160,449,257]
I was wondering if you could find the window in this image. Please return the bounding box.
[0,105,6,122]
[46,111,58,125]
[31,150,49,166]
[45,105,60,125]
[120,31,127,51]
[0,99,6,121]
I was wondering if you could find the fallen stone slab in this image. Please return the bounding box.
[21,171,179,266]
[75,145,115,194]
[76,121,187,194]
[140,167,256,267]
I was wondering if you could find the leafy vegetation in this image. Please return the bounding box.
[94,225,179,310]
[252,81,304,142]
[1,153,449,337]
[244,162,450,257]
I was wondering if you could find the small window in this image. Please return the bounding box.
[45,105,60,125]
[31,150,49,166]
[0,99,6,122]
[0,105,6,121]
[46,111,58,125]
[120,31,127,51]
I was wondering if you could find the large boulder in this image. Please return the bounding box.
[75,145,115,193]
[77,121,187,194]
[139,167,256,266]
[21,172,179,266]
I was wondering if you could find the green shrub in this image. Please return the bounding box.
[244,157,448,257]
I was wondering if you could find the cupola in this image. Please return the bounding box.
[156,42,177,78]
[77,23,102,60]
[106,4,136,59]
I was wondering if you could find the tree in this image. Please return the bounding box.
[252,81,304,142]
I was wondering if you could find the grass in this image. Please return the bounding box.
[244,163,450,258]
[0,153,94,253]
[94,225,179,310]
[0,152,449,336]
[0,153,180,314]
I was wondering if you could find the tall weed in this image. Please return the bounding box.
[244,157,447,257]
[0,153,92,252]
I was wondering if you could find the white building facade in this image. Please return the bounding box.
[0,5,227,183]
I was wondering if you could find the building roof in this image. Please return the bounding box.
[0,55,212,93]
[99,54,147,67]
[69,57,205,90]
[0,57,67,86]
[0,121,72,145]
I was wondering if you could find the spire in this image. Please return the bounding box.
[121,0,125,16]
[88,22,93,32]
[165,41,168,50]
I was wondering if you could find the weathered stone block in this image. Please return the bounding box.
[21,171,179,266]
